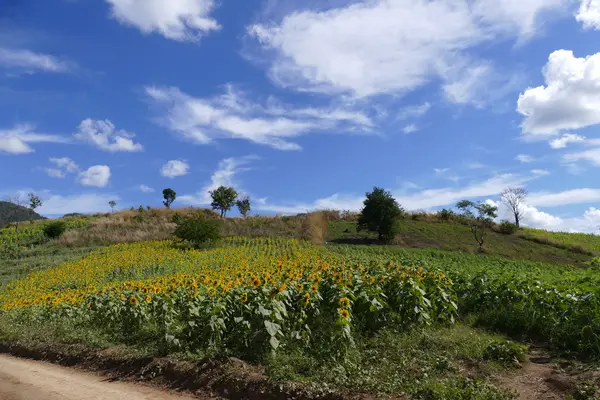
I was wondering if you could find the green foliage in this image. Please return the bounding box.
[43,221,67,239]
[456,200,498,249]
[357,187,404,242]
[108,200,117,212]
[437,208,455,221]
[523,227,600,254]
[137,205,145,213]
[162,188,176,209]
[236,196,251,217]
[210,186,238,217]
[483,340,527,364]
[132,214,150,223]
[0,201,45,228]
[27,193,42,213]
[497,220,518,235]
[173,216,222,248]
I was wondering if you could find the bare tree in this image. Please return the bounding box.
[500,187,527,228]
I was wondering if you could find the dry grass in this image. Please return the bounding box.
[299,212,329,244]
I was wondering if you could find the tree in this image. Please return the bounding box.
[456,200,498,250]
[210,186,238,217]
[236,196,251,218]
[357,187,404,242]
[163,188,176,209]
[27,193,42,222]
[109,200,117,213]
[500,187,527,228]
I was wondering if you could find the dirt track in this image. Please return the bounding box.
[0,354,198,400]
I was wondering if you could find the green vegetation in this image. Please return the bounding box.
[357,187,404,241]
[236,195,251,217]
[162,188,176,209]
[210,185,238,217]
[0,200,45,228]
[43,221,67,239]
[523,227,600,254]
[173,215,222,248]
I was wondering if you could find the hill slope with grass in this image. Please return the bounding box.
[329,218,596,266]
[0,202,45,228]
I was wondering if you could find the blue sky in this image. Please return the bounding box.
[2,0,600,232]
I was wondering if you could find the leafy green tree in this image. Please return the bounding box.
[163,188,176,209]
[210,186,238,217]
[357,187,404,242]
[108,200,117,213]
[236,196,251,218]
[27,193,42,222]
[456,200,498,250]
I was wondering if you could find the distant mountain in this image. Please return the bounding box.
[0,201,46,228]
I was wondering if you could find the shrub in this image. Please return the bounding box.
[171,212,185,225]
[483,340,527,364]
[497,220,518,235]
[43,221,67,239]
[437,208,455,221]
[132,214,150,223]
[358,187,404,242]
[173,217,221,248]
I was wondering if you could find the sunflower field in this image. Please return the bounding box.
[0,237,457,358]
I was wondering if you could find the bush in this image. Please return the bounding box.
[173,217,221,248]
[497,220,518,235]
[483,340,527,364]
[132,214,150,223]
[437,208,455,221]
[43,221,67,239]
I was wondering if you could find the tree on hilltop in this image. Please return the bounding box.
[357,187,404,242]
[163,188,176,209]
[210,186,238,217]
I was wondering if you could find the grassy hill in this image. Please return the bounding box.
[329,218,596,266]
[0,201,45,228]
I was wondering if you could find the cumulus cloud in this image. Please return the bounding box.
[517,50,600,136]
[105,0,220,41]
[139,185,155,193]
[0,124,70,154]
[576,0,600,30]
[45,157,80,178]
[0,47,73,73]
[146,85,372,151]
[161,160,190,178]
[74,119,143,152]
[248,0,567,98]
[77,165,111,187]
[549,133,586,149]
[180,156,258,205]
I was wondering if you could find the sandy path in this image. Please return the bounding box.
[0,354,200,400]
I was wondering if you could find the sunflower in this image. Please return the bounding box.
[130,296,138,305]
[240,292,248,303]
[145,295,152,304]
[338,297,351,309]
[251,277,261,288]
[303,292,310,305]
[339,309,350,319]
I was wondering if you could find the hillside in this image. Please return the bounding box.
[0,201,45,228]
[329,219,595,266]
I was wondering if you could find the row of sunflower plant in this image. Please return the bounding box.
[0,237,457,359]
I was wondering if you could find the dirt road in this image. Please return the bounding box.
[0,354,199,400]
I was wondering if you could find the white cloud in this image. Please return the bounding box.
[434,168,449,174]
[249,0,567,98]
[528,188,600,207]
[516,154,535,163]
[78,165,111,187]
[161,160,190,178]
[563,147,600,166]
[0,124,70,154]
[38,193,119,216]
[74,119,143,152]
[398,102,431,119]
[146,85,372,151]
[180,155,258,205]
[45,157,80,178]
[531,169,550,175]
[402,124,418,134]
[576,0,600,30]
[517,50,600,136]
[0,47,73,73]
[549,133,586,149]
[139,185,155,193]
[105,0,220,42]
[257,173,533,214]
